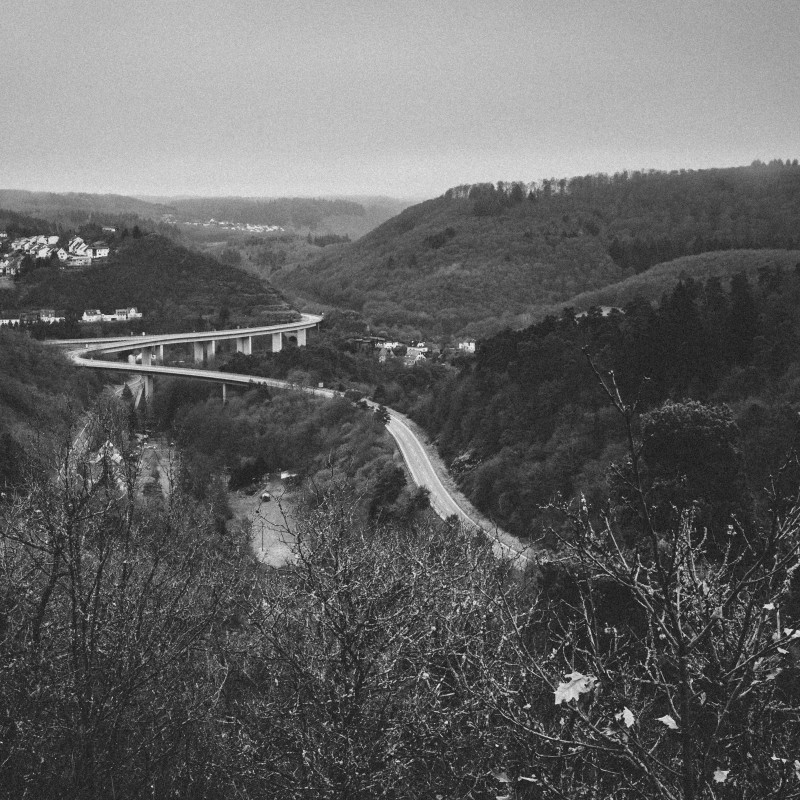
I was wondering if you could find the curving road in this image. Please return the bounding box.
[60,324,534,565]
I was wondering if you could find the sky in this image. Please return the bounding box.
[3,0,799,200]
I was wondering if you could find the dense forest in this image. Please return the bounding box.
[2,328,800,798]
[3,234,297,334]
[409,261,800,541]
[275,161,800,338]
[0,192,174,238]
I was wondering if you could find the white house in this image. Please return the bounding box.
[114,307,142,320]
[82,307,143,323]
[458,340,476,354]
[88,242,110,258]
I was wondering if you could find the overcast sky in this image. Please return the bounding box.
[3,0,798,199]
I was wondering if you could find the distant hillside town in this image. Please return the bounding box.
[0,231,113,276]
[166,216,285,235]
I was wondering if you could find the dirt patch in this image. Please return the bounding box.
[137,438,177,498]
[228,479,297,567]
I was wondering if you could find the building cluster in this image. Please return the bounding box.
[0,306,142,327]
[0,234,111,276]
[170,216,285,235]
[348,336,477,367]
[81,307,142,323]
[0,309,65,326]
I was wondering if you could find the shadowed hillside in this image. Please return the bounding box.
[7,235,297,333]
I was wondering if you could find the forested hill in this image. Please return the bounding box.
[412,260,800,541]
[0,190,174,230]
[6,235,297,334]
[274,160,800,338]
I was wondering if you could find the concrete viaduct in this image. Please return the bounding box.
[63,313,323,403]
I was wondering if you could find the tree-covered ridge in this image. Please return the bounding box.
[413,262,800,539]
[537,248,800,318]
[275,161,800,338]
[275,196,626,339]
[8,234,297,332]
[0,191,175,237]
[0,209,59,239]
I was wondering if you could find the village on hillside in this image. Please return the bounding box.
[0,230,112,277]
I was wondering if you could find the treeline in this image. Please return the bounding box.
[170,197,365,229]
[0,209,58,239]
[0,190,174,234]
[412,261,800,539]
[306,232,351,246]
[445,161,800,273]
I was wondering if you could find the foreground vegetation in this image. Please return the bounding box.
[2,332,799,797]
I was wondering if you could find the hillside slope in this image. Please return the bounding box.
[274,196,628,338]
[274,161,800,338]
[542,249,800,318]
[9,235,297,333]
[0,190,174,227]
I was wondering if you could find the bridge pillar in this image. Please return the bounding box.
[206,340,216,360]
[272,332,283,353]
[143,375,154,402]
[296,328,307,346]
[156,344,164,361]
[222,383,227,405]
[236,336,252,355]
[141,346,152,366]
[193,342,204,363]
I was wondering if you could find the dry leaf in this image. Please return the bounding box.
[615,707,635,727]
[554,672,597,705]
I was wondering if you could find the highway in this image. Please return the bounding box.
[55,313,323,354]
[61,322,534,565]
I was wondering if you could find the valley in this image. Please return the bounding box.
[2,159,800,799]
